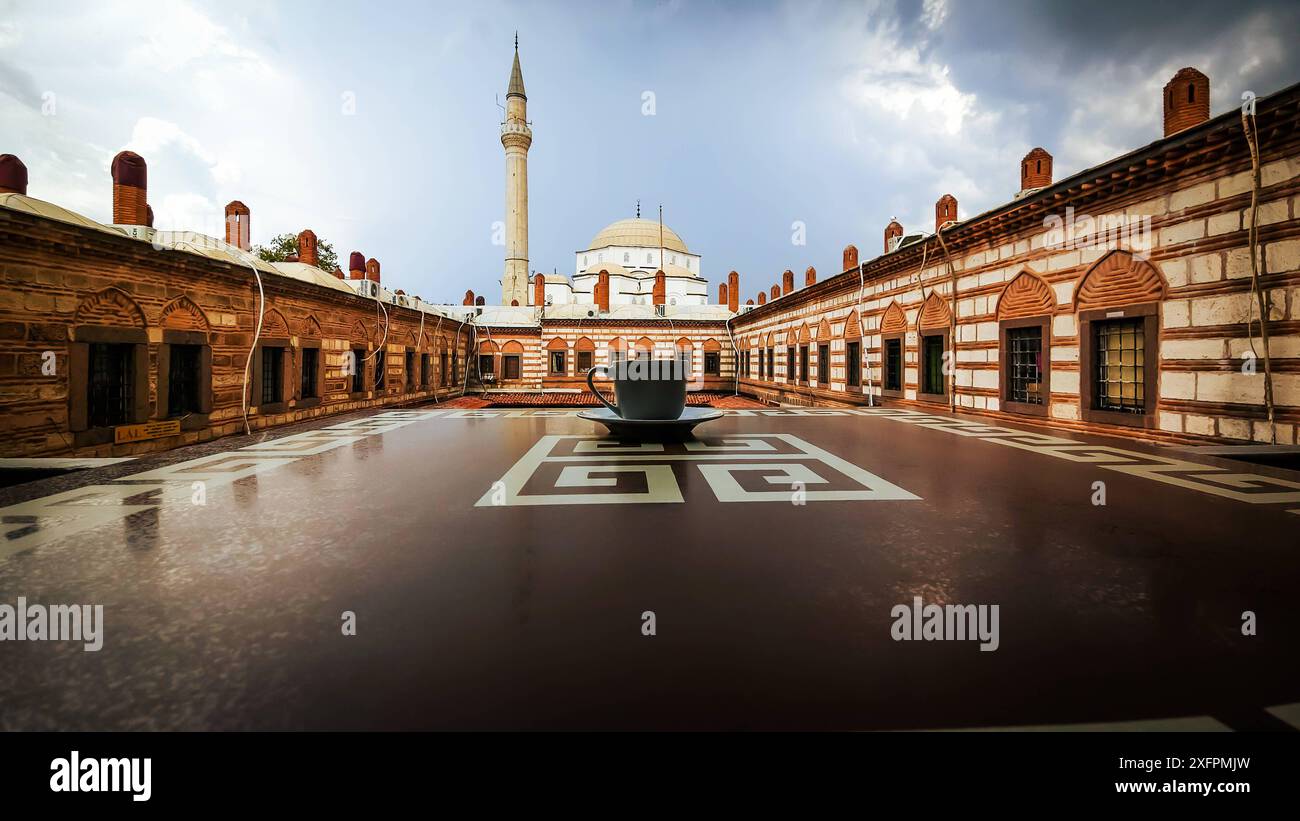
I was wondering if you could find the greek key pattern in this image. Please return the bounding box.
[0,410,451,561]
[476,434,920,506]
[853,408,1300,507]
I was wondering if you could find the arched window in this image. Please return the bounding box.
[157,296,215,419]
[548,337,569,379]
[1075,250,1167,427]
[996,270,1055,416]
[69,288,150,444]
[916,292,952,400]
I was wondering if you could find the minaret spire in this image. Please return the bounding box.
[500,37,533,305]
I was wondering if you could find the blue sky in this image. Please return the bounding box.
[2,0,1298,304]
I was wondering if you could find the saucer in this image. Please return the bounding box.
[577,407,723,439]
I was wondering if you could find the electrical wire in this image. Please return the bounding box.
[933,223,960,413]
[241,257,265,435]
[1241,104,1277,444]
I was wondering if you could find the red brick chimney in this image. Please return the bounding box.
[653,270,666,306]
[1164,67,1210,137]
[843,244,858,271]
[111,151,148,225]
[782,269,794,295]
[298,229,318,267]
[718,282,728,306]
[936,194,957,232]
[758,292,767,306]
[805,266,816,287]
[1020,148,1052,192]
[597,269,610,312]
[884,221,903,253]
[366,258,380,283]
[727,270,739,313]
[533,273,546,306]
[349,251,366,280]
[224,200,250,250]
[770,285,780,301]
[0,154,27,195]
[746,298,754,306]
[333,267,344,280]
[463,289,475,305]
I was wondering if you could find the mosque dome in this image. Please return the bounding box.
[586,218,689,254]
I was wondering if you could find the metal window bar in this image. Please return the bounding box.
[1095,318,1145,413]
[88,342,132,428]
[885,339,901,391]
[1007,327,1043,404]
[168,344,200,416]
[261,347,282,405]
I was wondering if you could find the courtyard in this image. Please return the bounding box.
[1,405,1297,731]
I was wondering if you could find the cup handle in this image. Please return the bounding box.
[586,366,620,416]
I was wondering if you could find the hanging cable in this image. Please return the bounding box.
[1241,104,1277,444]
[240,258,266,435]
[430,312,444,405]
[933,222,960,413]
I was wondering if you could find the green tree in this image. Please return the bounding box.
[254,232,340,274]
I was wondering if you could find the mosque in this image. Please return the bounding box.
[492,40,715,313]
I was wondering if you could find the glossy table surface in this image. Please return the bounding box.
[1,405,1297,730]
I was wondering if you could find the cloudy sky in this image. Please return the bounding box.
[2,0,1298,303]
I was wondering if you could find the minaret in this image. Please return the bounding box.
[500,34,532,306]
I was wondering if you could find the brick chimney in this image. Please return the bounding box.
[805,266,816,287]
[463,289,475,305]
[534,273,546,306]
[224,200,250,250]
[843,244,858,271]
[475,295,485,307]
[333,267,344,280]
[1020,148,1052,192]
[770,285,780,301]
[758,292,767,306]
[1164,67,1210,136]
[0,154,27,194]
[653,270,666,306]
[111,151,148,225]
[746,298,754,306]
[884,220,903,253]
[718,282,729,306]
[782,269,794,295]
[298,229,318,267]
[349,251,366,280]
[365,258,380,283]
[597,269,610,312]
[727,271,739,313]
[936,194,957,232]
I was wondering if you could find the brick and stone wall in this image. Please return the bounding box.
[470,320,736,392]
[732,79,1300,444]
[0,206,470,458]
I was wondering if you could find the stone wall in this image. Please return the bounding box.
[0,207,470,458]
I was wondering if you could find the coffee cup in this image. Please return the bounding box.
[586,359,687,420]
